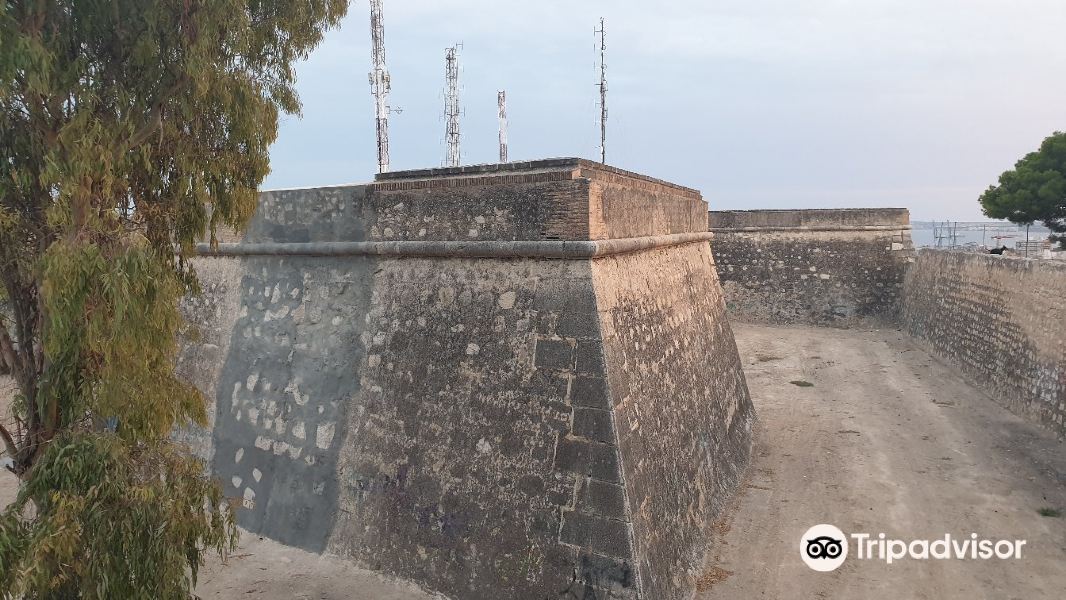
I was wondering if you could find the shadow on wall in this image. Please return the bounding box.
[194,186,378,552]
[210,254,368,552]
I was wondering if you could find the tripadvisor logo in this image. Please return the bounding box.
[801,524,848,571]
[800,524,1027,571]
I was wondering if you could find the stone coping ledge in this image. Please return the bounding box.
[916,248,1066,271]
[709,208,909,229]
[711,225,911,233]
[194,232,714,260]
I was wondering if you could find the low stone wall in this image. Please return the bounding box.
[179,159,755,600]
[708,208,914,327]
[902,250,1066,437]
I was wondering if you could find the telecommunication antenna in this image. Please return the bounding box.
[934,221,960,248]
[368,0,399,173]
[596,17,608,164]
[498,91,508,163]
[444,45,462,167]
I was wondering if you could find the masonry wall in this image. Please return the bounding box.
[591,243,753,598]
[328,256,629,600]
[902,250,1066,437]
[178,160,754,600]
[708,208,914,327]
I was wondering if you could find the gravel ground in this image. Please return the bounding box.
[698,324,1066,600]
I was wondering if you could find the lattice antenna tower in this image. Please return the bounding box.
[444,45,462,167]
[596,17,608,164]
[498,91,508,163]
[369,0,398,173]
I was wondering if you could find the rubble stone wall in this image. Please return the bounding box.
[708,208,914,327]
[903,250,1066,437]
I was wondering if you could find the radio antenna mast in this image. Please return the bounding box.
[444,45,462,167]
[369,0,395,173]
[596,17,607,164]
[498,91,508,163]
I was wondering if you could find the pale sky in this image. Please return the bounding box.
[264,0,1066,221]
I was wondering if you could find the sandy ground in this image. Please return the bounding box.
[2,324,1064,599]
[195,534,441,600]
[0,376,17,509]
[699,324,1066,600]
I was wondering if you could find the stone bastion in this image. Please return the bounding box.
[177,158,755,600]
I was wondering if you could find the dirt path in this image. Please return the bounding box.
[700,324,1066,599]
[0,376,17,509]
[195,534,441,600]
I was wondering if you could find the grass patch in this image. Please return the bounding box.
[790,380,814,387]
[1038,507,1062,518]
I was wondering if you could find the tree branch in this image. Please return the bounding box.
[0,318,23,389]
[0,422,19,469]
[126,104,165,150]
[123,76,193,154]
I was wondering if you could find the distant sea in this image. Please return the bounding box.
[911,222,1051,249]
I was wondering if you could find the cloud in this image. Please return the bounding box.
[265,0,1066,221]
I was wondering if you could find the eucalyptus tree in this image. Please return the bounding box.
[0,0,346,596]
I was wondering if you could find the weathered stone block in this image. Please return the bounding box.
[576,478,627,518]
[573,407,614,443]
[534,278,598,313]
[555,437,621,482]
[575,340,607,376]
[535,337,575,371]
[556,311,601,339]
[576,550,636,591]
[560,511,632,558]
[571,375,611,409]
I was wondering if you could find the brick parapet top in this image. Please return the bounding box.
[373,158,702,200]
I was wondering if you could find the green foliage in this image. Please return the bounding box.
[980,132,1066,248]
[39,240,205,441]
[0,0,346,597]
[0,433,237,599]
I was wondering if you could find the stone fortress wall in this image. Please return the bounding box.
[706,206,1065,438]
[177,156,1066,598]
[708,208,914,327]
[902,250,1066,437]
[178,159,755,600]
